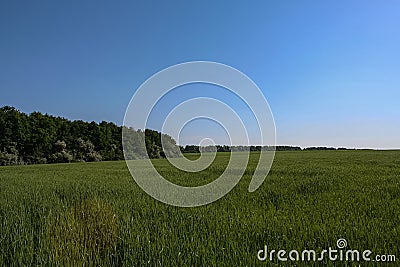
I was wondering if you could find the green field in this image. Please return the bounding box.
[1,150,400,266]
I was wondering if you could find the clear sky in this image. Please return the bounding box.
[1,1,399,149]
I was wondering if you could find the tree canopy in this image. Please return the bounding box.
[0,106,178,165]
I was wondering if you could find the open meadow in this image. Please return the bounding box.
[1,150,400,266]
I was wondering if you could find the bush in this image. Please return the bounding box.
[50,140,73,163]
[74,138,102,162]
[0,143,19,166]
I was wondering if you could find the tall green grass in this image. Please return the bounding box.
[0,150,399,266]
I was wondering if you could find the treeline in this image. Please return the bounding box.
[179,145,302,153]
[304,147,349,151]
[0,106,178,166]
[179,145,352,153]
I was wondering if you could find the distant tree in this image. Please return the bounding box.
[199,145,217,153]
[304,147,336,151]
[0,142,20,166]
[231,146,249,152]
[25,112,57,163]
[275,146,302,151]
[73,138,102,162]
[49,140,73,163]
[122,127,147,159]
[161,133,181,158]
[181,145,200,153]
[143,129,180,159]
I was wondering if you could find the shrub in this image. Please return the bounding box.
[0,143,19,166]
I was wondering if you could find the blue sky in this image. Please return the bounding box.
[1,1,399,148]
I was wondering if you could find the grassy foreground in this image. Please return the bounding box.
[0,150,400,266]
